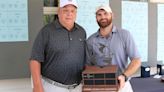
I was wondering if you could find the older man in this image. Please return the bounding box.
[30,0,86,92]
[86,5,141,92]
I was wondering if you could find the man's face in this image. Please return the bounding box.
[96,9,112,28]
[58,5,77,26]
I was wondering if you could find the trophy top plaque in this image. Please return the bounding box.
[83,65,118,74]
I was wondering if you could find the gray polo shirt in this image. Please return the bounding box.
[30,19,86,85]
[87,26,140,74]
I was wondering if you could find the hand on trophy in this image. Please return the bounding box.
[118,74,126,90]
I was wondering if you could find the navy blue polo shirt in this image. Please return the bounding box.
[30,19,86,85]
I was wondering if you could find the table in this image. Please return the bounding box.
[130,76,164,92]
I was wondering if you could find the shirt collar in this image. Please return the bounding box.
[95,25,117,37]
[53,19,80,31]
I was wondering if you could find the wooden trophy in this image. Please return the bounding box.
[82,65,118,92]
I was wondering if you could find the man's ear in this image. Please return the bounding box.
[111,13,115,19]
[57,7,60,14]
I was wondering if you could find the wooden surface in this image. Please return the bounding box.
[82,65,118,92]
[83,65,118,74]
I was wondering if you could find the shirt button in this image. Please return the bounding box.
[79,38,82,41]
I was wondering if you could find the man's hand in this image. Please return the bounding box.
[33,86,44,92]
[118,75,126,90]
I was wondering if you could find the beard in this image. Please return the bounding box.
[97,18,112,28]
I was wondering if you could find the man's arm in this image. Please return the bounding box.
[30,60,44,92]
[118,58,141,89]
[123,58,141,77]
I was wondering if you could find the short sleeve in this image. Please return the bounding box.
[30,28,49,62]
[125,31,141,60]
